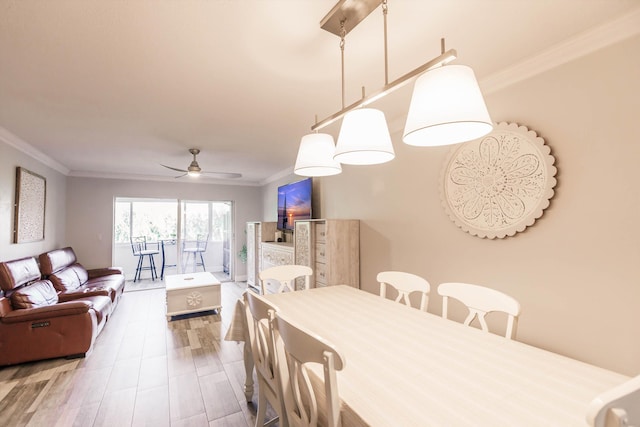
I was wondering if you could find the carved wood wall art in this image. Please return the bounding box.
[440,122,557,239]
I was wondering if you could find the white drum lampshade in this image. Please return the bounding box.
[403,64,493,147]
[294,133,342,177]
[334,108,395,165]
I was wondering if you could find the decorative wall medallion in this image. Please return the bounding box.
[440,122,557,239]
[186,291,203,308]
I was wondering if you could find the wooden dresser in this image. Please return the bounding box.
[246,221,276,288]
[294,219,360,288]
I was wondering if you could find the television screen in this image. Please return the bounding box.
[277,177,312,231]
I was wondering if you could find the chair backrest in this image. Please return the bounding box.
[273,311,345,427]
[587,375,640,427]
[437,282,521,339]
[243,291,286,423]
[196,234,208,251]
[131,236,146,256]
[377,271,431,311]
[259,265,312,294]
[182,234,208,251]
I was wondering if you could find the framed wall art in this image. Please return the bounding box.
[440,122,557,239]
[13,167,46,243]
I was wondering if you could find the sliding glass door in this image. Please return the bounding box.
[113,198,233,282]
[180,201,232,275]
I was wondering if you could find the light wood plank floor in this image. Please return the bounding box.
[0,281,275,427]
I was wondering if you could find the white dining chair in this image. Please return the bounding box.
[259,264,312,295]
[586,374,640,427]
[437,282,521,339]
[377,271,431,311]
[244,291,286,427]
[273,311,346,427]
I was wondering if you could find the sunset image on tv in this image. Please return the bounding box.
[277,178,312,231]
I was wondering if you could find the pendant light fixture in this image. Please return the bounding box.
[403,45,493,146]
[294,132,342,176]
[334,108,394,165]
[294,0,493,177]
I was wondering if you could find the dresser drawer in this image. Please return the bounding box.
[314,222,326,243]
[262,246,293,266]
[315,243,326,263]
[315,262,327,286]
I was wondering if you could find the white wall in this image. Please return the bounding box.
[261,35,640,376]
[65,177,262,280]
[0,141,67,262]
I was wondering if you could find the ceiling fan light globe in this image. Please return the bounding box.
[187,170,200,178]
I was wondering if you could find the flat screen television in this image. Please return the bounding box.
[277,177,312,231]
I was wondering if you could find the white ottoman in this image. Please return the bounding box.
[165,272,221,320]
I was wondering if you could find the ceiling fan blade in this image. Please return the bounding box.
[201,171,242,179]
[162,151,240,180]
[161,164,188,173]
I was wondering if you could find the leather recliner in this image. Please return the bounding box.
[39,247,126,310]
[0,256,112,366]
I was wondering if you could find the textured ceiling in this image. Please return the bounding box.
[1,0,639,185]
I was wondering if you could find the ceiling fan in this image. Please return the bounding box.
[161,148,242,179]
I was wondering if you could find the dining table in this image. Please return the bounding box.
[225,285,630,426]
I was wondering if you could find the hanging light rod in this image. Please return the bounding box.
[311,47,457,131]
[296,0,491,177]
[313,0,458,132]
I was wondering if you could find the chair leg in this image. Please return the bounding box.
[150,255,157,281]
[189,253,196,273]
[199,251,206,272]
[143,255,150,281]
[255,385,267,427]
[135,256,143,282]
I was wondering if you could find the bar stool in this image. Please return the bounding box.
[182,234,208,272]
[131,236,159,282]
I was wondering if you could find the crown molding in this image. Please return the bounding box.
[480,7,640,95]
[67,170,260,186]
[0,126,69,175]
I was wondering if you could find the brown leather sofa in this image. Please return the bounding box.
[38,247,126,310]
[0,248,126,366]
[0,256,113,366]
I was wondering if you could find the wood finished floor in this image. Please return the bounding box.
[0,281,275,427]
